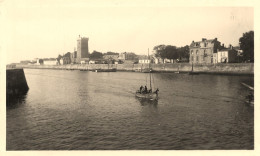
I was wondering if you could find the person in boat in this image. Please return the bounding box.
[144,86,148,93]
[154,88,159,95]
[139,86,144,93]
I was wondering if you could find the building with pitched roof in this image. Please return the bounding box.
[138,55,150,64]
[189,38,222,64]
[39,58,58,65]
[217,46,238,63]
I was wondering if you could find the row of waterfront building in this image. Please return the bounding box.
[20,36,242,66]
[190,38,242,64]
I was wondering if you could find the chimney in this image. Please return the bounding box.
[202,38,206,41]
[229,44,233,49]
[222,43,225,48]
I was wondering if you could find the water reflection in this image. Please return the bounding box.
[6,91,28,109]
[6,69,254,150]
[136,97,158,107]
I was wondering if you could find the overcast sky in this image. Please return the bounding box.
[2,0,254,63]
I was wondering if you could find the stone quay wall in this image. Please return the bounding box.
[16,63,254,75]
[6,68,29,95]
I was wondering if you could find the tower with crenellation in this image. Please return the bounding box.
[77,35,89,58]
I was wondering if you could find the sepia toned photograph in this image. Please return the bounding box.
[2,0,256,153]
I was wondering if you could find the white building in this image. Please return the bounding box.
[43,58,58,65]
[163,59,174,63]
[89,60,96,64]
[81,61,87,64]
[60,59,64,65]
[138,55,150,64]
[217,51,228,63]
[139,59,151,64]
[153,56,163,64]
[217,48,238,63]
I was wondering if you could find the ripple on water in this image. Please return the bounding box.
[6,69,254,150]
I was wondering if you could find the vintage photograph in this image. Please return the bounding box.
[3,0,255,152]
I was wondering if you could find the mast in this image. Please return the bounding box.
[148,48,152,90]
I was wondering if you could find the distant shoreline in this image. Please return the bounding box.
[14,63,254,76]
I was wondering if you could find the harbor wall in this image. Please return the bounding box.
[16,63,254,75]
[6,68,29,95]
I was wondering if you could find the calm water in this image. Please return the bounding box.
[7,69,254,150]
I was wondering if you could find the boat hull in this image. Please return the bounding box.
[134,68,153,73]
[93,68,117,72]
[188,72,199,75]
[142,68,153,73]
[135,92,158,100]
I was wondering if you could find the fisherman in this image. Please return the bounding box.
[140,86,144,93]
[144,86,148,93]
[154,88,159,95]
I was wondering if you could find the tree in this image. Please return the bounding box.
[39,59,44,65]
[163,45,178,59]
[177,45,189,61]
[64,52,71,58]
[104,51,119,55]
[239,31,254,62]
[153,44,166,58]
[57,54,62,64]
[57,54,62,60]
[153,44,189,61]
[90,50,103,59]
[125,52,138,60]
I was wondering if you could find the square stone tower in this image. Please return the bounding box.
[77,35,89,58]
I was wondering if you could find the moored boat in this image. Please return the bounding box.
[142,68,153,73]
[134,68,153,73]
[93,68,117,72]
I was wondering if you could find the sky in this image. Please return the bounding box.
[2,0,254,64]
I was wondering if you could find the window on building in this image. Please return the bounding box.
[203,50,206,61]
[204,42,207,47]
[191,56,193,61]
[196,56,199,62]
[196,50,198,55]
[191,50,193,55]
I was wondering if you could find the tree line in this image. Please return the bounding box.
[153,45,190,62]
[89,51,138,60]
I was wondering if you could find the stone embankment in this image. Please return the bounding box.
[16,63,254,75]
[6,68,29,104]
